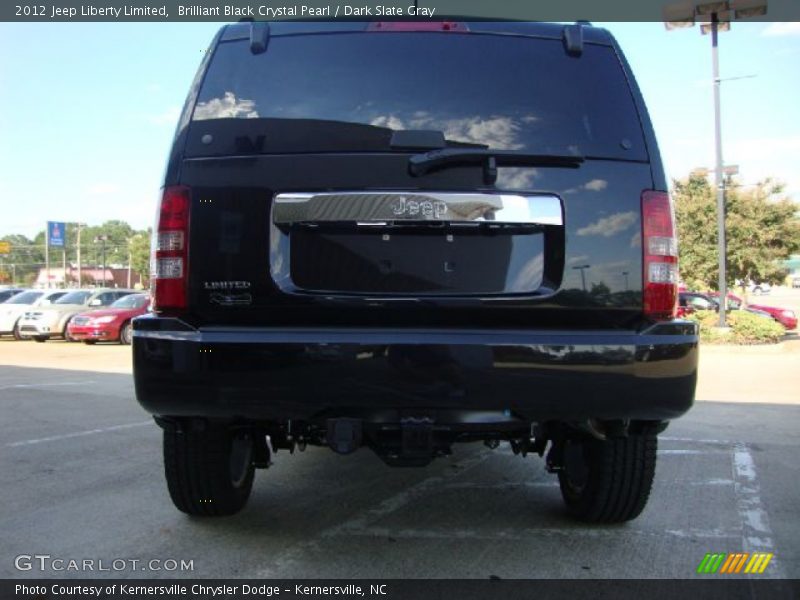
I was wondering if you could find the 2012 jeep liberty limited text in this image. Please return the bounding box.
[133,21,698,522]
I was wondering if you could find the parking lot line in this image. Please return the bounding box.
[340,525,740,542]
[249,436,787,578]
[732,442,784,577]
[5,420,152,448]
[661,435,731,445]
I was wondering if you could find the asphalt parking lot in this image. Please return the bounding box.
[1,326,798,582]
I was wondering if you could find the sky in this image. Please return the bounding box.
[1,20,799,239]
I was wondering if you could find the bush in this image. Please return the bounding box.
[686,310,786,345]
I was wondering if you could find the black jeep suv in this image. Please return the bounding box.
[134,21,698,522]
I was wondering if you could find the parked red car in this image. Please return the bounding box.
[709,292,797,330]
[67,293,150,344]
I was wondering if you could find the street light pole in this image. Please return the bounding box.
[711,12,728,328]
[76,223,82,287]
[664,0,768,329]
[572,264,590,292]
[94,235,108,286]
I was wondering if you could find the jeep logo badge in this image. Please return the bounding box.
[391,196,448,220]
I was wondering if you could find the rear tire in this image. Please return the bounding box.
[163,423,255,516]
[13,322,22,341]
[84,340,97,345]
[33,336,47,343]
[558,431,657,523]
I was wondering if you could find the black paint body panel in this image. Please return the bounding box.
[138,23,697,429]
[133,318,698,423]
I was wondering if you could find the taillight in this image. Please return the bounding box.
[152,186,190,312]
[642,190,678,321]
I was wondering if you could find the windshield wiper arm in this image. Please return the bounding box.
[408,148,584,184]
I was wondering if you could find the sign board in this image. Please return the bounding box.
[48,221,66,247]
[0,241,10,254]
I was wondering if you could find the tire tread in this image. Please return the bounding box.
[163,426,254,517]
[559,432,657,523]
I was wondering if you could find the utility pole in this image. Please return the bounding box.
[572,264,590,292]
[45,229,50,289]
[710,12,728,328]
[664,0,768,328]
[94,235,108,286]
[77,223,82,287]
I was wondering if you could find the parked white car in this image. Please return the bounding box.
[0,289,69,339]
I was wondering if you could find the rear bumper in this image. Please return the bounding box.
[132,317,698,423]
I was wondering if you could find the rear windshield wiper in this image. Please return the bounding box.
[408,148,584,184]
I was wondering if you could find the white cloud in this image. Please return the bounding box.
[562,178,609,195]
[577,212,638,237]
[370,115,406,130]
[762,23,800,37]
[567,254,590,265]
[369,113,525,149]
[584,179,608,192]
[495,168,538,189]
[440,116,524,150]
[193,92,258,120]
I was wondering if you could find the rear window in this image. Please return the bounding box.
[189,32,646,160]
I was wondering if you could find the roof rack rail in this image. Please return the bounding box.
[242,19,270,55]
[562,23,584,57]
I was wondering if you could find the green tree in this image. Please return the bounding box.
[0,233,45,285]
[79,220,136,267]
[674,173,800,290]
[129,230,152,284]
